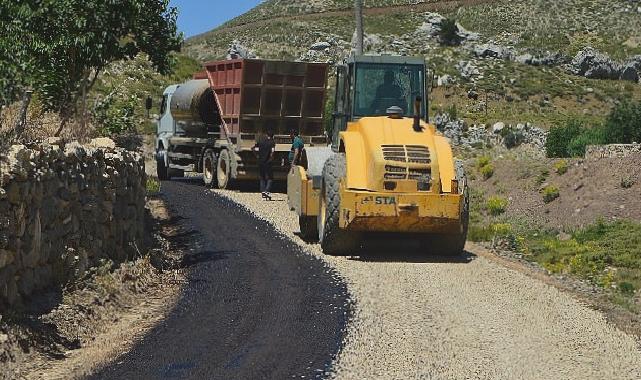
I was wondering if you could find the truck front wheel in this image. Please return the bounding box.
[202,149,217,187]
[317,153,361,256]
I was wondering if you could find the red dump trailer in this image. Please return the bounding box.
[155,59,329,188]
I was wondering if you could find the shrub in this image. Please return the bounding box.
[541,185,560,203]
[546,120,581,158]
[546,120,607,158]
[146,177,161,194]
[476,155,491,169]
[492,223,513,236]
[439,18,462,46]
[620,176,635,189]
[554,160,568,175]
[480,164,495,180]
[603,101,641,144]
[536,169,549,185]
[500,127,525,149]
[547,102,641,158]
[446,103,458,120]
[619,282,636,296]
[468,222,513,242]
[567,126,606,157]
[468,224,494,242]
[486,196,508,216]
[93,91,139,136]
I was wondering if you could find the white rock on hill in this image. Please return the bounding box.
[227,40,257,60]
[310,41,331,51]
[492,122,506,134]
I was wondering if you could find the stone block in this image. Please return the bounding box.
[0,250,15,269]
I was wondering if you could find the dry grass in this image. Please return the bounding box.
[1,102,96,145]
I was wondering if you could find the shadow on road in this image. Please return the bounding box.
[353,249,476,264]
[350,237,477,264]
[180,250,231,269]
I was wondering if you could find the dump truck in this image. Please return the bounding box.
[288,55,469,255]
[154,59,329,188]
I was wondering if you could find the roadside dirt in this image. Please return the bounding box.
[474,241,641,337]
[2,197,187,380]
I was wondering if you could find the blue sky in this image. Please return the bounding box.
[169,0,264,38]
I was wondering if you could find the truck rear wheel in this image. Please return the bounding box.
[317,153,360,256]
[202,149,217,187]
[216,149,232,189]
[299,216,318,241]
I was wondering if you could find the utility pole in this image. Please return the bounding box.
[354,0,364,55]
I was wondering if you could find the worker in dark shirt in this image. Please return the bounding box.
[253,129,276,200]
[371,70,404,114]
[289,128,305,169]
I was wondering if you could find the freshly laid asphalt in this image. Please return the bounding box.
[90,179,349,380]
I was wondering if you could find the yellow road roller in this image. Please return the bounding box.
[288,55,468,256]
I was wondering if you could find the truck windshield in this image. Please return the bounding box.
[353,63,424,117]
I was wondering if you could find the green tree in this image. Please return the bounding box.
[0,0,182,135]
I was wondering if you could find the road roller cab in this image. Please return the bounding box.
[288,55,469,256]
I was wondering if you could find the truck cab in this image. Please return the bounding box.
[156,84,179,172]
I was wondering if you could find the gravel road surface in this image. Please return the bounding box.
[215,189,641,380]
[89,180,349,380]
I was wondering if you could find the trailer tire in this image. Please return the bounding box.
[216,149,233,189]
[299,216,318,241]
[157,149,168,180]
[318,153,360,256]
[202,149,217,187]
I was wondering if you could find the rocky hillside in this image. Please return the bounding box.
[184,0,641,129]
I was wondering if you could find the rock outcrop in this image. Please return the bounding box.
[433,114,547,150]
[570,47,640,82]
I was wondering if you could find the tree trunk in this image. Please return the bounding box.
[354,0,364,55]
[80,71,89,134]
[14,90,33,140]
[55,112,69,137]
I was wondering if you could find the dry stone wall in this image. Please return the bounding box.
[585,144,641,159]
[0,138,146,308]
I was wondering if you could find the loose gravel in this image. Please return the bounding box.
[214,189,641,380]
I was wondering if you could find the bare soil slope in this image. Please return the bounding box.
[470,152,641,230]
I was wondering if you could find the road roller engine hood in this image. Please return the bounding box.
[338,116,457,194]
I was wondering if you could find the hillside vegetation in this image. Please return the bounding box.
[184,0,641,129]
